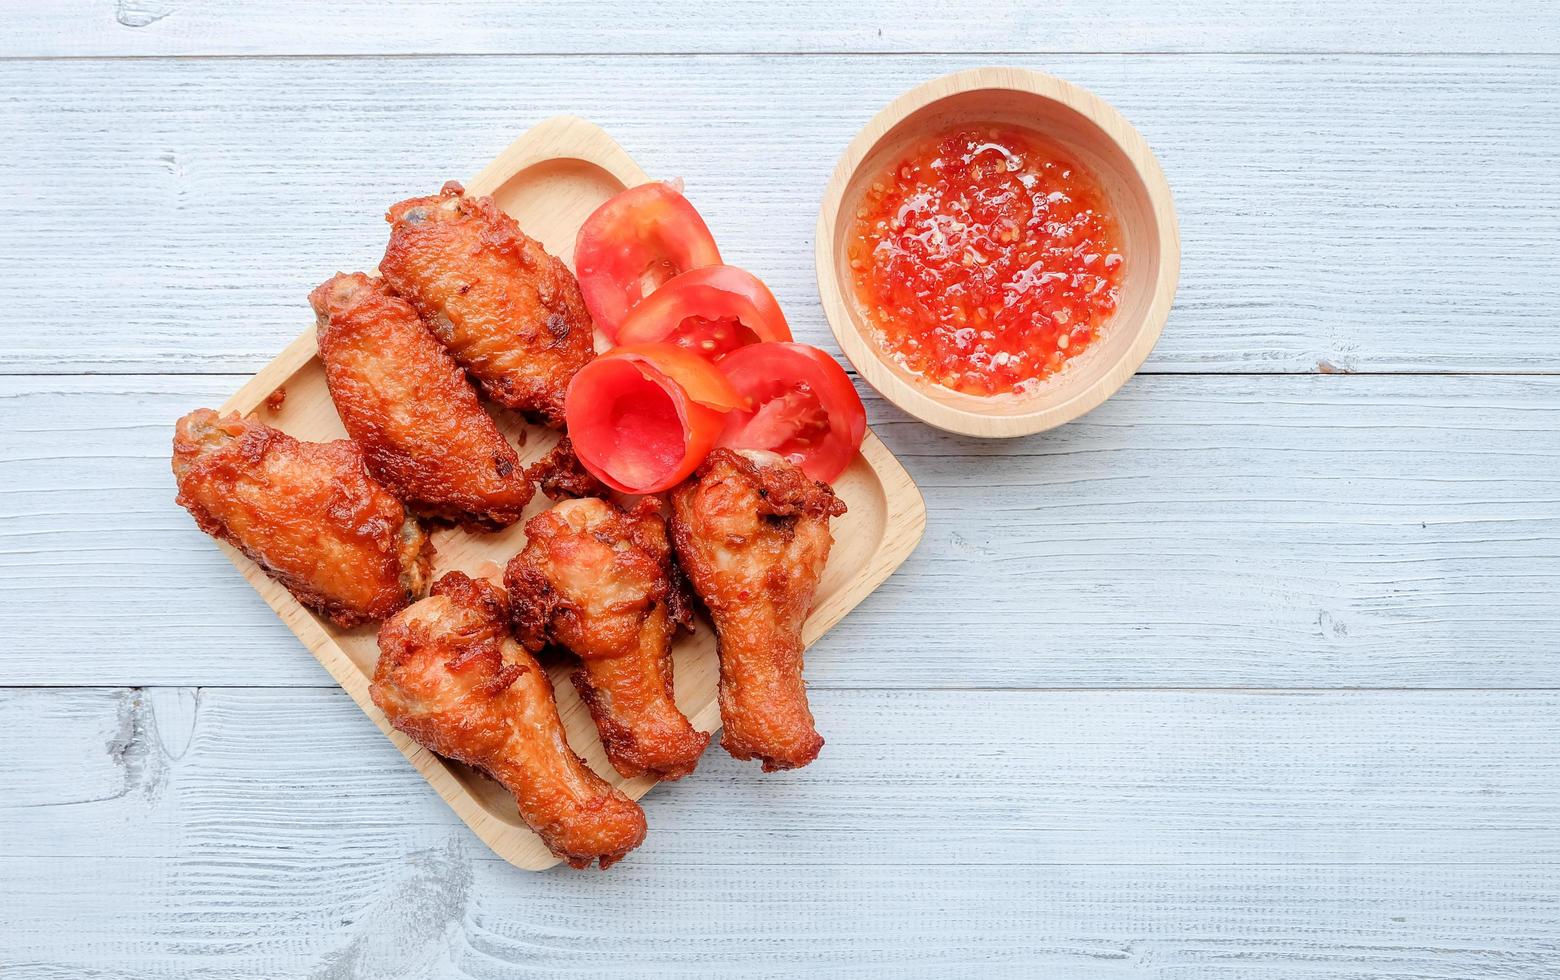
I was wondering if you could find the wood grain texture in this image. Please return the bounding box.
[8,0,1559,56]
[11,854,1554,980]
[5,687,1560,978]
[3,372,1556,690]
[2,55,1558,375]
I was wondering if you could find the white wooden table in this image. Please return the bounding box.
[4,4,1559,977]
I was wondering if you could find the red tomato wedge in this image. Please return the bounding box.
[717,343,867,483]
[564,344,740,494]
[615,265,793,360]
[574,182,723,340]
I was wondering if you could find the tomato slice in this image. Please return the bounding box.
[717,343,867,483]
[615,265,792,360]
[574,182,723,340]
[564,344,739,494]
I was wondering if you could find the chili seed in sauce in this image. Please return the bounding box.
[847,126,1125,397]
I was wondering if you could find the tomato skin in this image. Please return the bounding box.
[563,344,738,494]
[615,265,792,359]
[605,343,744,412]
[717,342,867,483]
[574,182,723,340]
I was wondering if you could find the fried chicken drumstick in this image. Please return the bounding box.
[172,409,432,628]
[310,272,532,529]
[373,572,647,869]
[670,449,846,771]
[379,182,594,427]
[507,498,710,781]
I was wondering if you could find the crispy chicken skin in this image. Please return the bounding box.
[669,449,846,771]
[310,272,532,529]
[507,498,709,781]
[172,409,432,628]
[373,572,647,869]
[526,435,612,502]
[379,182,594,427]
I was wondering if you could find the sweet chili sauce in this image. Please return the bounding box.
[847,125,1124,397]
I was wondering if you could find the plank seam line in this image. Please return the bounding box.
[2,51,1560,63]
[5,370,1560,380]
[8,684,1560,693]
[8,856,1560,868]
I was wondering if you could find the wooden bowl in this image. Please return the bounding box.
[816,68,1180,438]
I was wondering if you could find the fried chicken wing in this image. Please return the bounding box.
[379,182,594,426]
[373,572,647,869]
[507,498,709,781]
[669,449,846,771]
[172,409,432,628]
[310,272,532,529]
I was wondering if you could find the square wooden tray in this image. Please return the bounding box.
[213,116,927,870]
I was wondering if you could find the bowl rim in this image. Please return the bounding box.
[815,67,1181,438]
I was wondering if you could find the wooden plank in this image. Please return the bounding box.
[9,855,1556,980]
[3,373,1557,689]
[7,1,1559,57]
[12,687,1560,863]
[5,687,1560,977]
[2,55,1558,375]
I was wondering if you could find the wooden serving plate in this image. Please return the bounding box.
[213,116,927,871]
